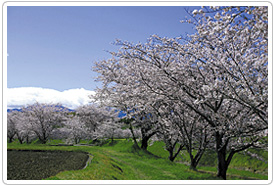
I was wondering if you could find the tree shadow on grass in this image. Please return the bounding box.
[129,144,161,159]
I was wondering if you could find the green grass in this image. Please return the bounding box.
[148,141,268,179]
[7,139,268,180]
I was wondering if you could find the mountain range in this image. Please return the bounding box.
[7,106,75,113]
[7,107,126,118]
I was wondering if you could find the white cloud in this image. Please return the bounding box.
[7,87,95,109]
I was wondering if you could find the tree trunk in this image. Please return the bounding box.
[8,137,13,143]
[168,144,184,162]
[36,132,48,144]
[168,151,179,162]
[141,131,157,150]
[217,148,227,179]
[75,138,80,144]
[141,136,149,150]
[190,147,206,171]
[41,139,47,144]
[215,131,228,180]
[188,153,198,171]
[129,122,140,149]
[189,161,198,171]
[26,135,30,144]
[39,136,47,144]
[18,138,24,144]
[168,151,175,162]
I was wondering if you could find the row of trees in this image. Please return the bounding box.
[7,102,132,145]
[92,6,268,180]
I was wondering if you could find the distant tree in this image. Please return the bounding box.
[15,116,32,144]
[7,111,18,143]
[91,89,142,148]
[76,104,119,141]
[64,115,88,144]
[112,128,132,139]
[22,103,68,144]
[97,119,118,142]
[7,111,33,144]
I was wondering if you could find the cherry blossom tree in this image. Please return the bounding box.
[93,6,268,179]
[151,99,211,167]
[93,93,161,150]
[15,117,33,144]
[157,123,184,162]
[91,87,154,149]
[182,6,268,124]
[22,103,68,144]
[129,107,160,150]
[76,104,119,141]
[64,115,88,144]
[7,111,33,144]
[7,111,18,143]
[110,33,266,178]
[113,128,132,139]
[180,6,268,179]
[96,118,120,142]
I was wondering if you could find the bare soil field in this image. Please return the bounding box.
[7,149,89,180]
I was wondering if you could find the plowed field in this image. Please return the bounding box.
[7,149,89,180]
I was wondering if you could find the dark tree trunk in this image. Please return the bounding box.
[18,138,24,144]
[75,138,80,144]
[188,152,198,171]
[35,131,48,144]
[214,131,253,180]
[168,144,184,162]
[26,135,30,144]
[41,139,47,144]
[215,131,229,180]
[141,131,157,151]
[189,144,207,170]
[40,132,49,144]
[190,161,198,171]
[129,122,140,149]
[168,150,175,162]
[217,147,228,180]
[110,134,114,144]
[8,137,13,143]
[16,133,24,144]
[38,135,48,144]
[141,136,149,150]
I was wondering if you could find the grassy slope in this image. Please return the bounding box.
[7,140,268,180]
[148,141,268,180]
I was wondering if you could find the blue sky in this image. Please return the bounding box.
[7,6,197,91]
[6,5,199,109]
